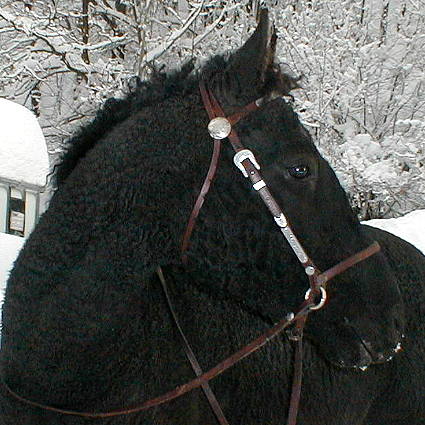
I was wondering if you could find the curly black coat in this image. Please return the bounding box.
[1,9,424,425]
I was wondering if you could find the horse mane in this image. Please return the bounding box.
[55,50,299,188]
[55,60,197,187]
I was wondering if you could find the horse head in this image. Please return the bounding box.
[197,9,405,370]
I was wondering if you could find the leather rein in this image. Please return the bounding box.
[2,82,381,424]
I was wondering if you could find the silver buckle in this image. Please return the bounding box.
[233,149,260,178]
[274,213,288,228]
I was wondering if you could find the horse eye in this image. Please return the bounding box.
[288,165,310,179]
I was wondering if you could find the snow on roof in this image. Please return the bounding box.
[0,98,49,187]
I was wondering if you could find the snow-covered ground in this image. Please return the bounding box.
[0,233,25,300]
[0,233,24,284]
[364,209,425,255]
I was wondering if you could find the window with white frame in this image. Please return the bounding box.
[8,187,25,237]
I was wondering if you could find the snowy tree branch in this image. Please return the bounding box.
[143,1,205,63]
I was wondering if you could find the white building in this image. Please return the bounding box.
[0,98,50,238]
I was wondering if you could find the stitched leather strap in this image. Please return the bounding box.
[198,81,320,276]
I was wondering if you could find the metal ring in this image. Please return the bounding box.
[304,287,327,311]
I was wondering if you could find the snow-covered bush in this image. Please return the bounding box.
[335,129,424,219]
[272,0,425,218]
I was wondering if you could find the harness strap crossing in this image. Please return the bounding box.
[156,266,230,425]
[1,299,313,418]
[1,244,380,420]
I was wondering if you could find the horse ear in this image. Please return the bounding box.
[224,9,280,103]
[203,9,297,109]
[228,8,276,91]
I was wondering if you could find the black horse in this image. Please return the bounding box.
[1,10,424,425]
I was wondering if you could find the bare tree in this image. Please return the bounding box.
[0,0,256,151]
[273,0,425,218]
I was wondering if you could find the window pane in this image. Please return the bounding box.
[8,187,25,237]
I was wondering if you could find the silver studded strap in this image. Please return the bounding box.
[199,80,319,280]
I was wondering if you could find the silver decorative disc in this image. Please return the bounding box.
[208,117,232,140]
[305,266,316,276]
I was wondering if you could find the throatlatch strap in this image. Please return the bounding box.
[181,138,221,264]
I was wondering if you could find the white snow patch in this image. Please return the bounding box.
[0,233,25,301]
[0,98,49,187]
[364,209,425,255]
[363,161,398,183]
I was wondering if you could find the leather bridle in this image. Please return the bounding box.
[1,81,381,424]
[178,81,381,425]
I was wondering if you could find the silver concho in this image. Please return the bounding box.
[305,266,316,276]
[207,117,232,140]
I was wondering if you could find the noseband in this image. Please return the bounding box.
[2,82,381,424]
